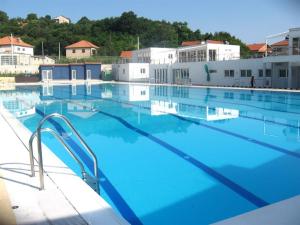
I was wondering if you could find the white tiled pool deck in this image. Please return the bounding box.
[0,106,130,225]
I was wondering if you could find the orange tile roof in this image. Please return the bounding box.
[206,40,224,44]
[247,43,267,52]
[65,40,99,49]
[181,40,202,46]
[181,40,225,46]
[120,50,132,58]
[272,40,289,47]
[0,36,33,47]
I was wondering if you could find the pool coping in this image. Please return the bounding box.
[0,106,130,225]
[1,80,300,93]
[212,195,300,225]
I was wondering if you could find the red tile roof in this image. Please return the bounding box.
[65,40,99,49]
[272,40,289,47]
[120,50,132,58]
[181,40,202,46]
[0,36,33,47]
[181,40,225,46]
[206,40,224,44]
[247,43,267,52]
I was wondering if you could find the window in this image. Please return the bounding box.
[293,38,300,55]
[209,70,217,73]
[23,48,25,51]
[209,49,216,61]
[279,69,288,77]
[17,47,20,51]
[1,55,17,65]
[265,69,271,77]
[72,49,76,53]
[259,69,263,77]
[168,54,173,59]
[225,70,234,77]
[240,70,246,77]
[82,49,85,53]
[197,50,206,61]
[247,70,252,77]
[140,68,146,74]
[123,69,125,74]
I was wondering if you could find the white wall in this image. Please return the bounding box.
[149,58,272,88]
[132,48,177,64]
[0,45,34,56]
[289,28,300,55]
[207,44,240,61]
[114,63,149,82]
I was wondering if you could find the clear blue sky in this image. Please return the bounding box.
[2,0,300,43]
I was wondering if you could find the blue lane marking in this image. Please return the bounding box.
[93,108,269,208]
[95,96,300,160]
[241,115,300,129]
[35,109,143,225]
[28,85,300,160]
[171,114,300,159]
[36,98,268,208]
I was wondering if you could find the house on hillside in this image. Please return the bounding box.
[0,35,54,69]
[247,43,268,58]
[65,40,99,59]
[54,16,70,24]
[0,36,34,57]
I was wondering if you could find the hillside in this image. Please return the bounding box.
[0,11,251,57]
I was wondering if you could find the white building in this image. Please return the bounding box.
[54,16,70,24]
[113,28,300,89]
[0,36,55,74]
[0,36,34,60]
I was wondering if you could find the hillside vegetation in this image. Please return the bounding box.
[0,11,251,57]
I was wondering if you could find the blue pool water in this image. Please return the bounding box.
[1,83,300,225]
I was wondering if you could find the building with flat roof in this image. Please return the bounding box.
[65,40,99,59]
[113,27,300,89]
[39,63,101,81]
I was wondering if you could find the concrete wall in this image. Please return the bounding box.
[114,63,149,82]
[85,64,101,80]
[66,48,95,58]
[0,65,40,74]
[149,58,271,87]
[0,46,33,56]
[132,48,177,64]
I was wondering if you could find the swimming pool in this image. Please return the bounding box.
[1,83,300,225]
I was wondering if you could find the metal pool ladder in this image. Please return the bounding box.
[28,113,100,193]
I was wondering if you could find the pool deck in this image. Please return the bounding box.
[0,106,129,225]
[213,195,300,225]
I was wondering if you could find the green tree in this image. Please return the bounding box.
[0,10,9,23]
[26,13,38,21]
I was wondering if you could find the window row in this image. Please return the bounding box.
[154,68,168,83]
[223,69,272,77]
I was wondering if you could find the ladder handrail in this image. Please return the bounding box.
[29,127,87,179]
[33,113,99,193]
